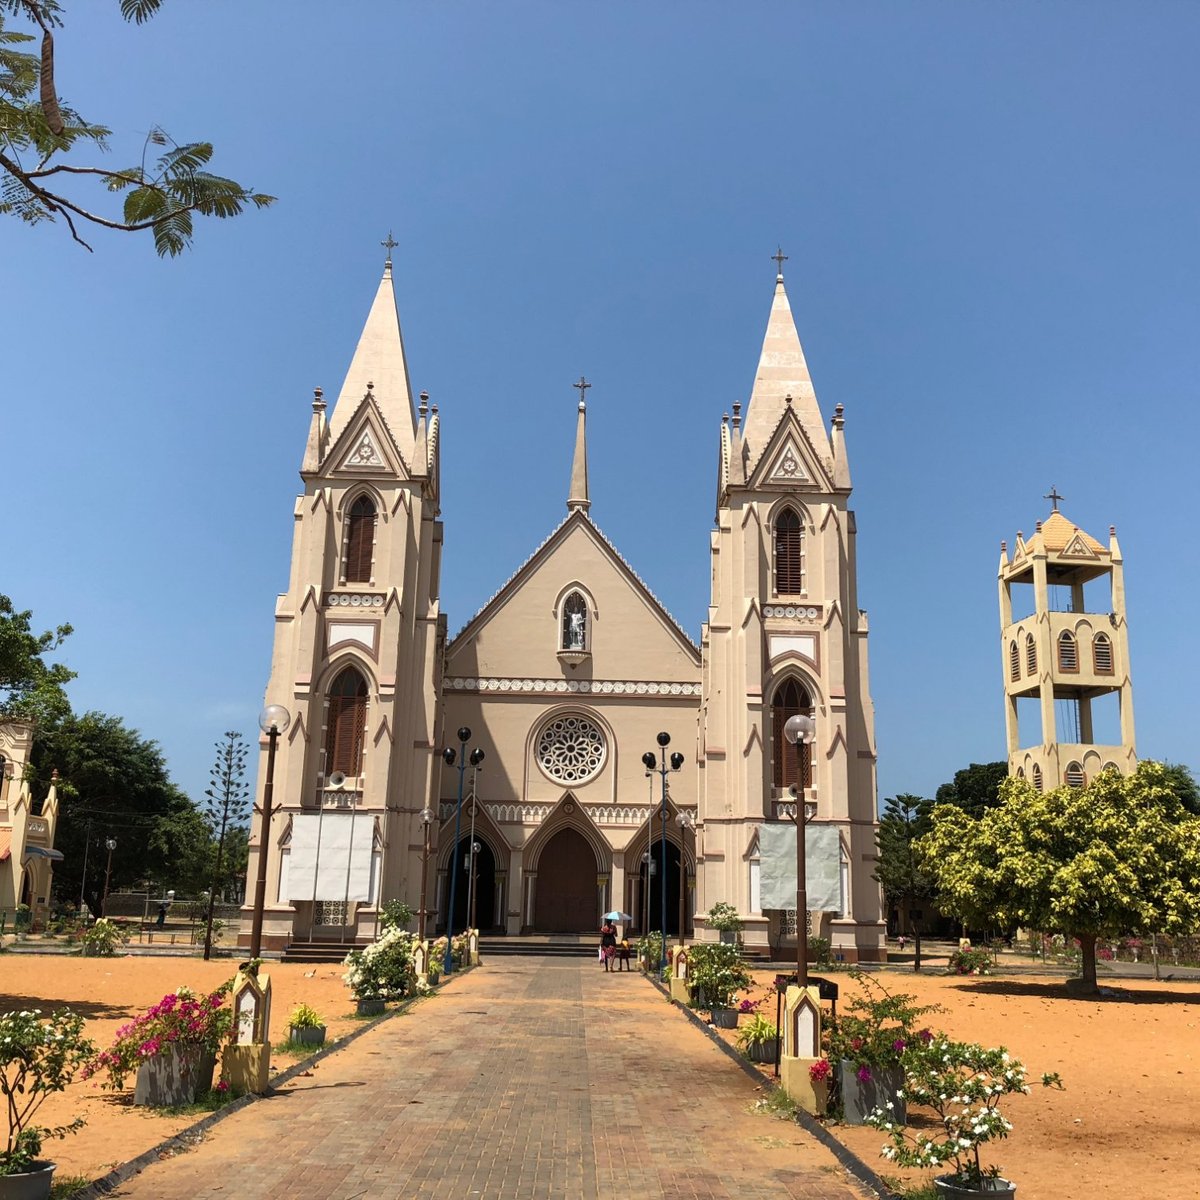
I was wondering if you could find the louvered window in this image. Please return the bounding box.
[774,510,805,595]
[1058,631,1078,672]
[1065,762,1085,788]
[326,667,368,777]
[1093,633,1113,674]
[1025,634,1037,676]
[771,678,813,790]
[344,496,376,583]
[1032,763,1043,793]
[1009,641,1020,682]
[561,592,588,651]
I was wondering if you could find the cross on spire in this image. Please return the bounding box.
[381,231,398,265]
[772,245,788,277]
[1044,485,1065,512]
[573,375,591,408]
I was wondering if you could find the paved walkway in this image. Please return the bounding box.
[110,957,865,1200]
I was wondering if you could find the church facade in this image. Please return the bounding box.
[242,255,885,962]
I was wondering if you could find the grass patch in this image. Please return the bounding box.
[50,1174,93,1199]
[273,1036,326,1054]
[750,1087,799,1121]
[148,1086,242,1117]
[878,1175,938,1200]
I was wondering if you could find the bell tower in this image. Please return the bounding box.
[699,258,883,963]
[242,246,445,951]
[999,498,1135,790]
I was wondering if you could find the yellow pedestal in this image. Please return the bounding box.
[779,1055,829,1116]
[669,976,691,1004]
[221,1044,271,1095]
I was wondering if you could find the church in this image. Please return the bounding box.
[241,249,885,963]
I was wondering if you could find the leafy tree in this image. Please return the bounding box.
[1160,762,1200,816]
[934,761,1007,819]
[0,593,73,724]
[29,711,202,914]
[919,762,1200,994]
[201,730,248,959]
[873,794,938,971]
[1,0,274,255]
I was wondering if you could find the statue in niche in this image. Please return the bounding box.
[563,594,587,650]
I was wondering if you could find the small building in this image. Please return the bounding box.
[0,720,63,926]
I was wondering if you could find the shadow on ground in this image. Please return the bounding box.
[949,979,1200,1005]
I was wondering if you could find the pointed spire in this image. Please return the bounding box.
[301,386,327,474]
[740,267,832,475]
[567,377,591,513]
[328,254,417,457]
[831,402,851,489]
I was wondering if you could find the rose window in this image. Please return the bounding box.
[536,714,606,784]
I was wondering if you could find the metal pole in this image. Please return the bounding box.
[468,768,478,931]
[248,726,279,959]
[796,741,809,987]
[102,840,115,913]
[678,825,687,942]
[78,818,92,916]
[340,794,358,944]
[659,761,668,973]
[418,814,431,943]
[443,740,467,976]
[310,793,326,938]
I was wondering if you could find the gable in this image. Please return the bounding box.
[321,395,409,481]
[746,409,833,493]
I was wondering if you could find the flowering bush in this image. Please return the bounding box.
[686,942,751,1008]
[80,917,127,957]
[947,945,993,976]
[343,926,418,1000]
[83,985,231,1092]
[826,969,941,1081]
[1,1009,95,1176]
[866,1036,1063,1189]
[809,1058,832,1084]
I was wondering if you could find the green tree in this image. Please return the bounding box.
[873,794,938,971]
[1,0,274,255]
[919,762,1200,994]
[1161,762,1200,816]
[29,711,204,913]
[934,761,1008,819]
[200,730,248,959]
[0,593,73,724]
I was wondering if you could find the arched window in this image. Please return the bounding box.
[771,678,813,791]
[1009,640,1020,682]
[773,509,805,595]
[561,591,588,651]
[1058,631,1078,672]
[1093,633,1113,674]
[1016,766,1025,779]
[1025,633,1037,676]
[1031,763,1043,793]
[343,495,376,583]
[326,667,368,777]
[1065,762,1085,788]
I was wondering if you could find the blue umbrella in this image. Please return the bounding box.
[603,911,633,921]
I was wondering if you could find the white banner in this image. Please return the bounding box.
[758,823,842,913]
[285,813,374,902]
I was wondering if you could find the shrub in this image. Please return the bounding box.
[380,900,415,931]
[735,1013,778,1051]
[947,945,993,976]
[343,927,418,1001]
[705,901,743,936]
[687,942,751,1008]
[288,1003,323,1029]
[80,917,127,957]
[826,969,942,1078]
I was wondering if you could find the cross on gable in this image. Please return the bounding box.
[1044,485,1065,511]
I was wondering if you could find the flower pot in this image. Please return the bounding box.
[744,1039,776,1063]
[0,1161,55,1200]
[356,997,386,1017]
[837,1060,906,1126]
[133,1046,216,1107]
[427,969,440,986]
[288,1025,326,1046]
[934,1176,1016,1198]
[709,1006,738,1029]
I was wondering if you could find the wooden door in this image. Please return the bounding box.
[534,828,597,932]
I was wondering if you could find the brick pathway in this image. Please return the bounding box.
[109,957,865,1199]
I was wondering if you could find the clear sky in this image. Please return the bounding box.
[6,2,1199,810]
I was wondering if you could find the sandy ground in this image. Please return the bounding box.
[0,954,362,1183]
[714,967,1200,1200]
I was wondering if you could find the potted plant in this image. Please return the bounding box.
[686,942,750,1027]
[735,1013,778,1063]
[827,969,941,1125]
[1,1009,94,1200]
[344,926,418,1015]
[287,1003,326,1047]
[426,939,445,985]
[84,984,230,1106]
[79,917,127,958]
[866,1035,1063,1197]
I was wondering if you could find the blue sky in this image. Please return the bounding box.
[6,2,1198,809]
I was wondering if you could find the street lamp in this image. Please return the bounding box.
[640,851,656,938]
[441,728,485,975]
[249,703,291,959]
[102,837,117,913]
[783,712,817,986]
[418,805,435,943]
[675,810,694,942]
[642,732,686,975]
[467,840,482,932]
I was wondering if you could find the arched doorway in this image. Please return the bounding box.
[534,827,597,932]
[451,836,496,931]
[637,839,683,936]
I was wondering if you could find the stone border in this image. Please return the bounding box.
[70,969,477,1199]
[646,974,896,1200]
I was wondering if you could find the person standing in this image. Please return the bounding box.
[600,919,617,973]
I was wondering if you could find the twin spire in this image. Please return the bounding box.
[567,376,591,514]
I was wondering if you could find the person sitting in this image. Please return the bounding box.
[616,937,632,971]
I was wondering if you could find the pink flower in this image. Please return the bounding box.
[856,1065,872,1084]
[216,1080,229,1093]
[892,1038,906,1053]
[919,1028,933,1043]
[809,1059,832,1083]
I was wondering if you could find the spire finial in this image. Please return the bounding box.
[573,375,591,411]
[772,245,788,280]
[567,379,591,514]
[381,231,398,267]
[418,390,429,419]
[1044,485,1064,512]
[312,386,325,412]
[731,401,741,430]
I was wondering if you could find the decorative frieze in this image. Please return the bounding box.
[325,592,385,608]
[763,604,821,622]
[443,676,701,697]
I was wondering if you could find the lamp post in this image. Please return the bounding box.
[441,728,485,976]
[642,733,685,975]
[675,810,693,942]
[468,841,482,932]
[249,704,291,959]
[102,837,117,914]
[783,713,817,986]
[467,757,482,930]
[418,805,434,943]
[640,852,655,939]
